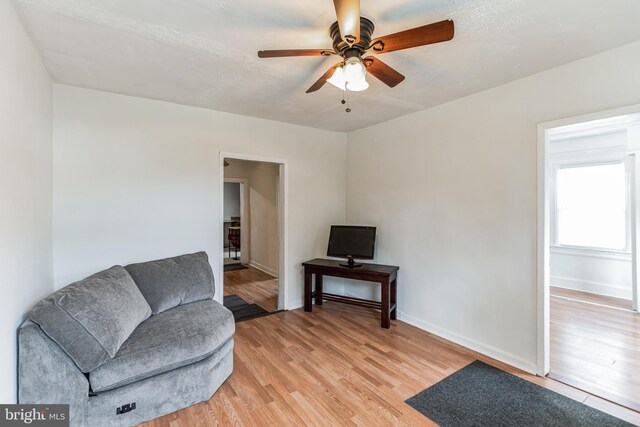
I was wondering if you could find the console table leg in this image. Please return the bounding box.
[390,279,397,320]
[304,270,312,312]
[381,280,390,329]
[315,274,323,305]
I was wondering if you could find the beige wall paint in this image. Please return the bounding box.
[346,41,640,373]
[0,2,53,403]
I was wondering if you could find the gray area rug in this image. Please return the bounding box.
[223,294,269,322]
[224,263,249,272]
[405,360,631,427]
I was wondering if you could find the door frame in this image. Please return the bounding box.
[536,103,640,376]
[219,152,289,311]
[223,178,249,265]
[632,153,640,312]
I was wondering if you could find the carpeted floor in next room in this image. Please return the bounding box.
[140,301,640,426]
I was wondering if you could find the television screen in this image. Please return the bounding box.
[327,225,376,260]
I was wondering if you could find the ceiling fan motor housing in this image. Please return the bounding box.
[330,17,375,58]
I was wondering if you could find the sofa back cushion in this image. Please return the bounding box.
[124,251,215,315]
[29,266,152,372]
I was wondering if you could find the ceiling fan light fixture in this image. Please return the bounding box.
[343,57,366,84]
[327,66,346,90]
[346,78,369,92]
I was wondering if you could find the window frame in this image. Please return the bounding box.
[551,157,631,254]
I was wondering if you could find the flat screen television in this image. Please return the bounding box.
[327,225,376,268]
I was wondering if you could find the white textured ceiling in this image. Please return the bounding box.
[12,0,640,132]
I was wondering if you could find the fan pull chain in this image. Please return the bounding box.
[341,90,352,113]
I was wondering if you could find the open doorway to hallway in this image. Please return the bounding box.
[540,110,640,411]
[222,157,282,321]
[223,181,243,265]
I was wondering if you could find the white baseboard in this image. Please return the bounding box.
[288,300,304,311]
[249,260,278,278]
[397,311,538,375]
[551,275,632,300]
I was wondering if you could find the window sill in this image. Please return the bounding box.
[550,245,631,261]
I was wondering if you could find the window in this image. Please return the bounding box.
[555,162,628,251]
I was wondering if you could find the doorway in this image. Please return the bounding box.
[223,180,245,266]
[220,154,287,321]
[538,107,640,411]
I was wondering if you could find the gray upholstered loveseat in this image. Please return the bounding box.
[18,252,234,427]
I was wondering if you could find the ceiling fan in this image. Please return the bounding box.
[257,0,454,95]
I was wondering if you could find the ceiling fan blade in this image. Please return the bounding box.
[306,63,342,93]
[258,49,334,58]
[369,20,454,54]
[333,0,360,45]
[363,57,405,88]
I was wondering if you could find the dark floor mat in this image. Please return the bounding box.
[405,360,631,427]
[224,263,248,272]
[223,294,270,322]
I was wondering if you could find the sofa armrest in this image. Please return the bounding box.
[18,320,89,426]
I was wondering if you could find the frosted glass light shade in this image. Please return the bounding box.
[327,58,370,92]
[343,58,366,83]
[327,67,346,91]
[346,79,369,92]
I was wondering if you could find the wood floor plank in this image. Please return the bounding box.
[139,271,640,426]
[224,267,278,312]
[551,286,633,310]
[550,288,640,413]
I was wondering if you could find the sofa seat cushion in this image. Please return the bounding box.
[29,266,152,372]
[89,299,234,393]
[125,252,216,315]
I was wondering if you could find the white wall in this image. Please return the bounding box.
[346,41,640,373]
[52,85,347,310]
[0,2,53,404]
[551,248,631,299]
[246,162,279,275]
[223,182,240,220]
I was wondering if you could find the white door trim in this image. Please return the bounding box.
[631,154,640,312]
[219,152,289,311]
[537,103,640,376]
[223,178,249,265]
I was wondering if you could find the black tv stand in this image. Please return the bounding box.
[302,258,399,328]
[339,257,362,268]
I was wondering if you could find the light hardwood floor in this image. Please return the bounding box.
[142,301,640,426]
[223,266,278,312]
[551,286,633,310]
[550,288,640,412]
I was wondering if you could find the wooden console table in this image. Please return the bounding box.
[302,258,399,329]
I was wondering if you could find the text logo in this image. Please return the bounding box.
[0,405,68,427]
